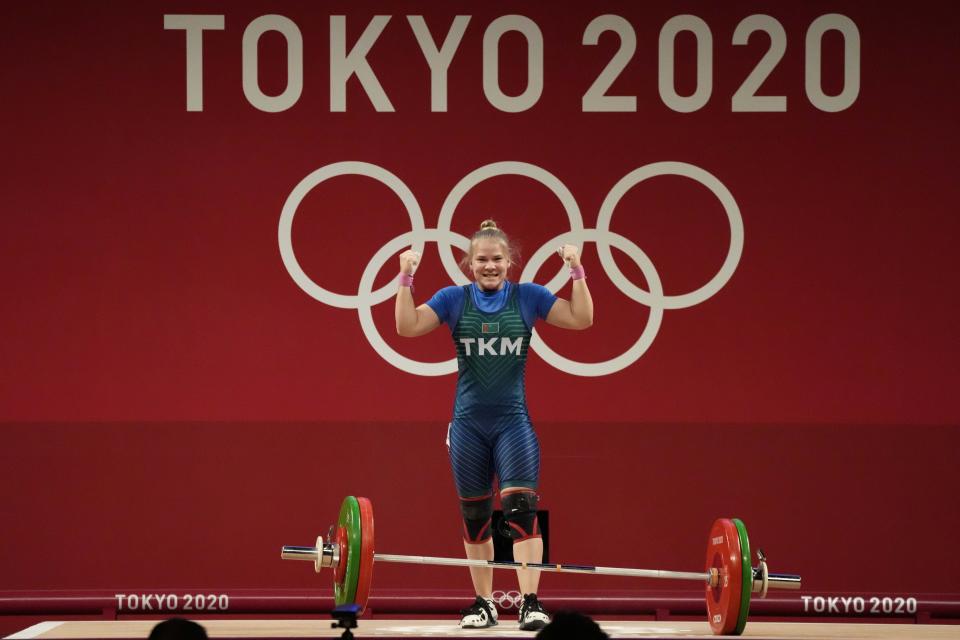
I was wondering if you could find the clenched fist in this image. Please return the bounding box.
[399,249,421,275]
[556,244,582,268]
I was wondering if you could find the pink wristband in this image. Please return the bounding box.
[398,273,414,287]
[570,265,586,280]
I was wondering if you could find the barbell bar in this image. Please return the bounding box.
[282,547,799,589]
[280,495,802,635]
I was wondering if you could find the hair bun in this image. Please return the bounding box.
[479,219,498,231]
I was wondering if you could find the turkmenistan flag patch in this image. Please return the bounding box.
[481,322,499,334]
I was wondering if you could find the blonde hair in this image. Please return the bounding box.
[459,219,519,271]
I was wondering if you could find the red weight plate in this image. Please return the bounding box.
[354,497,376,613]
[705,518,743,635]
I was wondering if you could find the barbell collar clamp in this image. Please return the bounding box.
[281,536,338,573]
[763,572,802,590]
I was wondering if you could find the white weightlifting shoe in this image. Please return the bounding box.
[459,596,499,628]
[518,593,550,631]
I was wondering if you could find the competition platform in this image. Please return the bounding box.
[7,619,960,639]
[3,590,959,639]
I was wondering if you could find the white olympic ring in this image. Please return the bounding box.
[490,590,523,609]
[278,161,743,377]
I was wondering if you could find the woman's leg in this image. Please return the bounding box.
[464,537,494,596]
[448,419,497,596]
[501,488,543,594]
[492,420,543,595]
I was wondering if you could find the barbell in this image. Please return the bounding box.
[280,496,801,635]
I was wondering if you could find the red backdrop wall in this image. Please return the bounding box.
[1,0,958,600]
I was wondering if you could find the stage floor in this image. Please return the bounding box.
[5,620,959,640]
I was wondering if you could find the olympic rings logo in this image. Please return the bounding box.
[490,590,524,609]
[278,161,743,377]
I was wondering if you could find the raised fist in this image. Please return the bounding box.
[556,244,581,268]
[399,249,421,275]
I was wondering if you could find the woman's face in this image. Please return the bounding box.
[470,238,510,291]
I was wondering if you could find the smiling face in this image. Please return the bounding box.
[470,238,510,291]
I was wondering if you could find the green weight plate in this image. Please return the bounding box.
[333,496,362,606]
[732,518,752,635]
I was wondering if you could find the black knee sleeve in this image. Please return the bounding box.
[460,494,493,543]
[501,490,540,541]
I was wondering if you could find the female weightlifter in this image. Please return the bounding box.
[394,220,594,631]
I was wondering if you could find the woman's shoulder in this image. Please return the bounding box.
[433,284,467,298]
[425,285,466,310]
[425,285,467,324]
[517,282,553,297]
